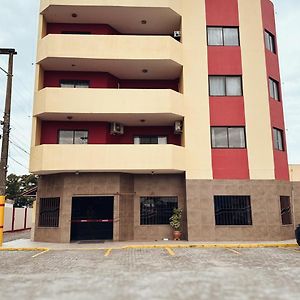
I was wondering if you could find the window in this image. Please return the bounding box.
[60,80,90,88]
[39,197,60,227]
[140,196,178,225]
[273,128,284,151]
[134,136,167,144]
[58,130,88,144]
[211,127,246,148]
[209,76,242,96]
[280,196,292,225]
[265,30,276,53]
[269,78,280,101]
[214,196,252,226]
[207,27,239,46]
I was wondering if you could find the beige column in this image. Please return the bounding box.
[238,0,275,179]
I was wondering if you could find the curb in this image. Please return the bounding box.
[0,243,298,251]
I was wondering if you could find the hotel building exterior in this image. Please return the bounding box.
[30,0,298,242]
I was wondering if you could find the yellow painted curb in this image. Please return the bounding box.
[0,247,49,252]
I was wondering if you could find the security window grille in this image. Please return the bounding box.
[211,127,246,148]
[140,196,178,225]
[58,130,88,144]
[214,196,252,226]
[265,30,276,53]
[134,136,167,144]
[280,196,292,225]
[273,128,284,151]
[209,76,243,96]
[269,78,280,101]
[39,197,60,227]
[207,27,240,46]
[60,80,90,88]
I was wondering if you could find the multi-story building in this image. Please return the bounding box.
[30,0,297,243]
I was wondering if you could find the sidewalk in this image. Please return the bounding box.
[1,238,298,251]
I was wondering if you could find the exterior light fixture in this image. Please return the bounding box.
[72,13,78,18]
[67,116,73,120]
[141,20,147,24]
[140,119,146,123]
[142,69,148,73]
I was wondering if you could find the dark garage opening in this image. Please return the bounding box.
[71,196,114,241]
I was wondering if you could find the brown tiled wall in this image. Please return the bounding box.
[293,182,300,226]
[186,180,294,241]
[34,173,186,243]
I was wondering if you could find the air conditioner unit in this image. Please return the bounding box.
[174,31,181,38]
[110,122,124,135]
[174,121,183,134]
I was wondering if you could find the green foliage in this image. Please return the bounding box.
[6,174,37,207]
[169,208,183,231]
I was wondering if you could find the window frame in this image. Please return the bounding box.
[273,127,284,151]
[280,196,293,225]
[207,26,240,46]
[264,30,276,54]
[38,197,60,228]
[269,78,280,101]
[59,79,90,88]
[211,126,247,149]
[209,75,243,97]
[133,136,168,145]
[214,195,253,226]
[140,196,178,225]
[58,129,89,144]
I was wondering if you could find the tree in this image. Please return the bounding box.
[6,174,37,207]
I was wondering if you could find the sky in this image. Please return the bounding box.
[0,0,299,175]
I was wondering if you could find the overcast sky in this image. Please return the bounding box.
[0,0,299,175]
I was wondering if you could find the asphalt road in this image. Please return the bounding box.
[0,247,299,300]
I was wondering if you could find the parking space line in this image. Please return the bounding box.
[104,248,112,257]
[32,249,50,258]
[165,247,175,256]
[226,248,242,255]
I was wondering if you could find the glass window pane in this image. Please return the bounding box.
[59,130,74,144]
[75,81,90,88]
[273,128,284,151]
[209,76,226,96]
[265,31,271,50]
[223,28,239,46]
[74,131,88,144]
[158,137,167,144]
[60,82,75,88]
[134,137,140,144]
[226,77,242,96]
[269,79,275,98]
[273,81,279,100]
[211,127,228,148]
[207,27,223,45]
[228,127,246,148]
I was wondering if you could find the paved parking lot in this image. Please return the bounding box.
[0,247,299,300]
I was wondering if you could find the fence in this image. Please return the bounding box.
[4,204,32,232]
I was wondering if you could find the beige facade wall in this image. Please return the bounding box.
[181,0,212,180]
[238,0,275,180]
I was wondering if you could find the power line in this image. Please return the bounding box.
[10,140,30,155]
[8,154,28,171]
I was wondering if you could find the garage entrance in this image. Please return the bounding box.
[71,196,114,241]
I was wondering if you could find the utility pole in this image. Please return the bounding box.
[0,48,17,246]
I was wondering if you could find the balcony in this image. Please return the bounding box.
[34,88,184,125]
[40,1,181,34]
[37,34,182,79]
[30,144,185,175]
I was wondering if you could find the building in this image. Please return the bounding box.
[30,0,298,243]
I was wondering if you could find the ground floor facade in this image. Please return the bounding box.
[32,173,297,243]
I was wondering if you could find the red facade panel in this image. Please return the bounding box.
[261,0,289,180]
[205,0,239,26]
[47,23,119,35]
[210,98,245,126]
[212,149,250,180]
[208,47,242,74]
[40,121,181,146]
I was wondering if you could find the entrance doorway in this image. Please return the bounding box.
[71,196,114,241]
